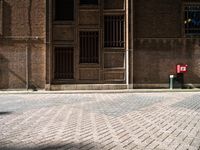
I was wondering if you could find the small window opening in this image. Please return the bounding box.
[80,31,99,64]
[184,4,200,36]
[55,0,74,21]
[104,15,125,47]
[54,47,74,80]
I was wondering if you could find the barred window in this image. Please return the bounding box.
[184,4,200,36]
[55,0,74,21]
[104,15,124,47]
[0,0,3,35]
[80,0,98,5]
[54,47,74,80]
[80,31,99,64]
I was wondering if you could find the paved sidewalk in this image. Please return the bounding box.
[0,92,200,150]
[0,89,200,94]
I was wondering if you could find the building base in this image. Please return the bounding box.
[49,84,128,91]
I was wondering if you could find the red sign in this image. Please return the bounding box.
[176,64,188,73]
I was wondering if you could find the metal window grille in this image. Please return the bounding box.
[80,31,99,64]
[104,15,124,47]
[54,47,74,80]
[184,4,200,36]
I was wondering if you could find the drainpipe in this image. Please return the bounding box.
[44,0,47,89]
[129,0,134,89]
[126,0,129,88]
[48,0,52,89]
[26,40,29,90]
[26,0,31,91]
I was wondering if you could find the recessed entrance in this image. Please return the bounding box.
[50,0,127,86]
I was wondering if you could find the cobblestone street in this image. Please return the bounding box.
[0,92,200,150]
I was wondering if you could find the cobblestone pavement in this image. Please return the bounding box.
[0,92,200,150]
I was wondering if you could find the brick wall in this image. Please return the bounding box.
[135,0,182,38]
[134,39,200,84]
[133,0,200,86]
[0,0,45,89]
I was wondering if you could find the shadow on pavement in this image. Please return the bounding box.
[0,142,104,150]
[0,112,13,116]
[171,95,200,112]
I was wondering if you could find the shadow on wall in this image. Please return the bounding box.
[192,39,200,86]
[0,1,39,90]
[0,54,9,89]
[0,51,31,89]
[0,54,27,89]
[175,39,200,89]
[3,1,12,36]
[27,43,38,91]
[183,39,200,88]
[0,43,39,90]
[8,68,26,88]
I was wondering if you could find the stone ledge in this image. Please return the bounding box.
[50,84,128,90]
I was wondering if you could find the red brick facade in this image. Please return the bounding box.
[0,0,199,90]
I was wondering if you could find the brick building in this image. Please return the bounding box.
[0,0,200,90]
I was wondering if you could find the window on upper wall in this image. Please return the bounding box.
[184,4,200,37]
[80,31,99,64]
[55,0,74,21]
[104,15,125,48]
[0,0,3,35]
[80,0,98,5]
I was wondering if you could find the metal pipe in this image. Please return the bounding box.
[126,0,129,87]
[44,0,47,88]
[26,40,29,90]
[169,75,174,90]
[130,0,134,89]
[49,0,52,87]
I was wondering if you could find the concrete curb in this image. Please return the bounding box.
[0,89,200,94]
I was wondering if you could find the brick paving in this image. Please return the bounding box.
[0,92,200,150]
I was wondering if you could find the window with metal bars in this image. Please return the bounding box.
[54,47,74,80]
[80,0,98,5]
[184,4,200,36]
[104,15,124,47]
[54,0,74,21]
[80,31,99,64]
